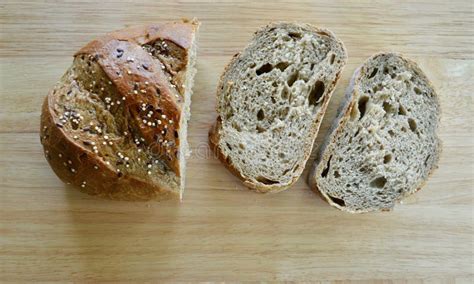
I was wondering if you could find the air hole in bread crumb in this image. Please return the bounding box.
[226,142,232,150]
[225,109,233,120]
[408,118,417,132]
[398,105,407,115]
[256,63,273,75]
[334,170,341,178]
[281,87,289,100]
[359,166,368,173]
[414,87,422,94]
[330,54,336,65]
[383,66,389,74]
[368,68,378,79]
[287,71,299,87]
[358,96,369,120]
[279,107,289,118]
[321,156,332,178]
[288,32,302,39]
[256,125,265,133]
[370,176,387,188]
[257,109,265,120]
[373,85,381,93]
[327,195,345,207]
[232,122,242,132]
[388,130,395,137]
[292,164,300,172]
[278,152,285,158]
[383,101,393,113]
[275,62,290,72]
[424,154,431,166]
[383,154,392,164]
[239,143,245,150]
[308,80,325,107]
[256,176,279,185]
[354,128,361,137]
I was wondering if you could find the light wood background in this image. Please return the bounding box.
[1,0,473,282]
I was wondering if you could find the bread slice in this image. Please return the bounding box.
[309,53,441,213]
[40,20,199,201]
[209,22,347,192]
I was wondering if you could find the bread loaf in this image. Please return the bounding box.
[40,20,199,200]
[209,22,347,192]
[309,53,441,213]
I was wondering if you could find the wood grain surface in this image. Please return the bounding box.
[1,0,473,282]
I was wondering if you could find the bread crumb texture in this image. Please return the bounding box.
[212,22,347,191]
[314,53,441,213]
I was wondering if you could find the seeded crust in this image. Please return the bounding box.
[209,22,347,192]
[40,20,199,201]
[309,53,441,213]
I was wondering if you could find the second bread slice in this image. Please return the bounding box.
[209,22,347,192]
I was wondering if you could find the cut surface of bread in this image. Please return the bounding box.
[310,53,441,213]
[209,22,347,192]
[40,20,199,201]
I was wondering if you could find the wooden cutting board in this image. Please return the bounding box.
[1,1,472,282]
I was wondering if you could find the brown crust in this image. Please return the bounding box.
[74,21,198,175]
[309,52,442,213]
[208,22,348,193]
[40,20,199,201]
[76,22,196,55]
[40,96,177,201]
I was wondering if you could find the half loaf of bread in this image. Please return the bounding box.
[209,22,347,192]
[309,53,441,213]
[40,20,199,200]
